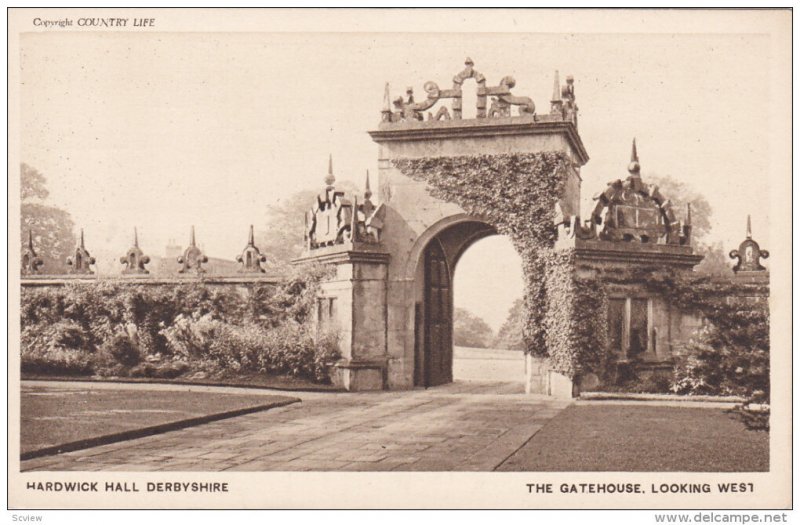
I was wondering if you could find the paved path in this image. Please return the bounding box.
[21,381,569,472]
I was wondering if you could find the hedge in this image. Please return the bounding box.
[20,263,340,383]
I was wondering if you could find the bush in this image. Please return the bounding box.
[21,347,94,376]
[20,266,338,382]
[672,312,769,398]
[159,315,340,383]
[101,331,142,367]
[129,361,190,379]
[21,320,94,375]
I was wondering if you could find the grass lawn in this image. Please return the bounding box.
[21,384,297,456]
[497,404,769,472]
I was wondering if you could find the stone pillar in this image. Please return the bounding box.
[297,245,390,391]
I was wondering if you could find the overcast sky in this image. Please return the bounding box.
[20,30,775,330]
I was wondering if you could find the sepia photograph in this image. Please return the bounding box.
[7,7,792,511]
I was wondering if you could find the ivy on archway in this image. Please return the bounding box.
[394,152,607,379]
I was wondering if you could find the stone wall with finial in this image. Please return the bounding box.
[20,224,280,289]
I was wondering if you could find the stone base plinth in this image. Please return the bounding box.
[548,370,578,399]
[331,360,386,391]
[524,356,578,399]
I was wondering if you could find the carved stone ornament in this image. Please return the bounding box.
[549,70,579,127]
[236,225,267,273]
[120,228,150,275]
[730,215,769,273]
[178,226,208,274]
[568,139,690,246]
[381,58,536,123]
[21,230,44,275]
[66,229,96,274]
[305,157,385,250]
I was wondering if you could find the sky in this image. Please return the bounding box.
[19,31,775,331]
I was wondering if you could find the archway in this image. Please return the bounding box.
[452,235,525,387]
[412,218,501,387]
[300,59,591,392]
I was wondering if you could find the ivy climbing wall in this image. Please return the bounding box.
[394,152,607,380]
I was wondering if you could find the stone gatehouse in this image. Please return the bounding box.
[296,59,768,396]
[20,59,769,398]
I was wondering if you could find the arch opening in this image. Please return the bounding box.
[412,219,525,390]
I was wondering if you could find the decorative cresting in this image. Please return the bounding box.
[66,229,96,274]
[380,58,538,123]
[236,225,267,273]
[21,231,44,275]
[120,227,150,275]
[178,226,208,274]
[730,215,769,273]
[571,139,690,245]
[304,156,385,250]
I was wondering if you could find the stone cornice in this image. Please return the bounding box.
[368,116,589,166]
[293,243,390,266]
[20,275,281,287]
[575,239,704,268]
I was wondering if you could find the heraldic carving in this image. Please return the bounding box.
[565,139,691,246]
[305,156,385,250]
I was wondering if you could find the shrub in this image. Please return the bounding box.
[129,361,190,379]
[672,312,769,398]
[21,320,94,375]
[100,331,142,367]
[20,267,336,381]
[159,314,340,383]
[21,347,94,376]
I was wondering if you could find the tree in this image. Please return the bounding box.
[453,307,494,348]
[694,241,734,277]
[646,174,712,244]
[255,180,361,272]
[492,298,525,351]
[21,164,77,274]
[646,174,733,276]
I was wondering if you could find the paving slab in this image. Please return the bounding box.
[21,380,569,472]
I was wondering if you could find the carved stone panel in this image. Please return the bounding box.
[120,228,150,275]
[178,226,208,274]
[21,231,44,275]
[66,229,96,274]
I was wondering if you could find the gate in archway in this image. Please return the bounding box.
[422,238,452,387]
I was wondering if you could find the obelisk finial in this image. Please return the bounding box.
[628,138,641,176]
[28,230,34,250]
[134,227,139,248]
[551,70,561,102]
[324,154,335,188]
[383,83,391,112]
[686,203,692,225]
[80,228,85,248]
[364,170,372,200]
[190,225,196,247]
[248,224,255,245]
[746,214,752,239]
